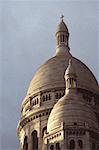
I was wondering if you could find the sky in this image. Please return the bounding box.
[0,0,99,149]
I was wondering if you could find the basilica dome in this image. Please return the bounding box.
[27,17,99,96]
[27,54,99,95]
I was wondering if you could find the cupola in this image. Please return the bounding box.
[65,59,77,94]
[56,15,70,56]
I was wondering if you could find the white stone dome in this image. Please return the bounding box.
[27,54,99,95]
[47,93,99,133]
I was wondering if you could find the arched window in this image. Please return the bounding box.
[31,130,38,150]
[34,100,36,105]
[60,35,62,42]
[57,36,59,45]
[49,94,51,100]
[66,78,69,88]
[59,93,61,98]
[69,78,72,87]
[46,95,48,101]
[73,79,77,88]
[43,95,45,102]
[55,93,58,99]
[23,136,28,150]
[92,143,95,150]
[42,126,47,137]
[37,98,38,104]
[63,35,64,42]
[70,140,75,150]
[50,145,54,150]
[56,142,60,150]
[78,140,83,149]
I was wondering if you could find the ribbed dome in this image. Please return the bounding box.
[47,93,99,133]
[27,55,99,95]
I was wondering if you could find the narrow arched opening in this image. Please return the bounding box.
[23,136,28,150]
[56,142,60,150]
[78,140,83,149]
[31,130,38,150]
[92,143,95,150]
[69,140,75,150]
[50,145,54,150]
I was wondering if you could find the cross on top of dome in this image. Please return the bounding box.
[60,14,64,22]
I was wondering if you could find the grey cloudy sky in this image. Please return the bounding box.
[0,0,99,149]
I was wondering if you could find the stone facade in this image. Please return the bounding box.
[17,17,99,150]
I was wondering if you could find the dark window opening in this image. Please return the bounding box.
[55,93,58,99]
[60,35,62,42]
[63,35,64,42]
[49,94,51,100]
[34,100,36,105]
[56,142,60,150]
[31,130,38,150]
[23,136,28,150]
[46,95,48,101]
[92,143,95,150]
[70,140,75,150]
[59,93,61,98]
[43,96,45,102]
[50,145,54,150]
[74,122,77,125]
[46,112,48,115]
[37,98,38,104]
[78,140,83,149]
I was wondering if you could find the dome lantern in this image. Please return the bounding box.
[55,15,70,56]
[65,59,77,94]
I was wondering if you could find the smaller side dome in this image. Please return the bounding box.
[47,97,99,133]
[47,60,99,133]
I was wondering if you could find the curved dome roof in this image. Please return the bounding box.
[56,20,69,34]
[27,54,99,95]
[47,93,98,133]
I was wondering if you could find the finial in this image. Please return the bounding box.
[60,14,64,22]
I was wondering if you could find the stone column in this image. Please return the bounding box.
[85,131,91,150]
[28,124,32,150]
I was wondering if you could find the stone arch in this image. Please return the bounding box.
[92,143,95,150]
[50,144,54,150]
[56,142,60,150]
[23,136,28,150]
[78,140,83,149]
[69,139,75,150]
[31,130,38,150]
